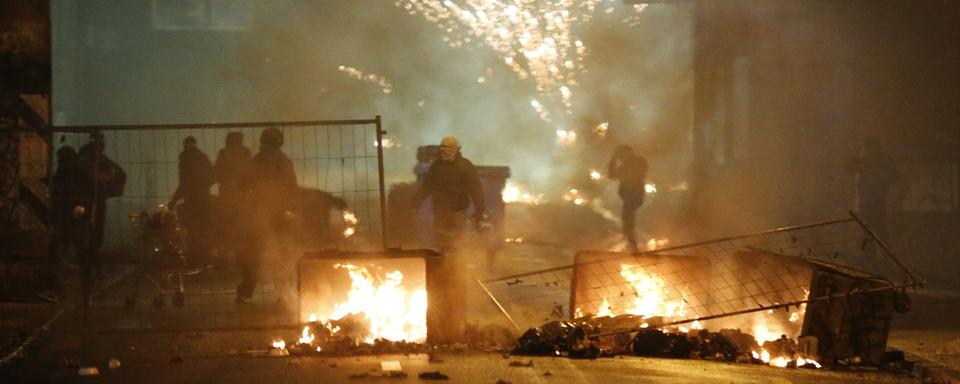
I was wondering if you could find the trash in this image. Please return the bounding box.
[108,358,121,369]
[631,328,692,358]
[508,360,533,367]
[380,360,402,371]
[418,371,450,380]
[268,348,290,357]
[78,367,100,376]
[512,321,602,359]
[349,371,407,379]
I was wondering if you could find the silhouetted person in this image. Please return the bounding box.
[214,132,251,200]
[849,136,898,240]
[412,136,485,253]
[609,145,648,253]
[40,146,94,302]
[235,128,297,303]
[170,136,214,266]
[77,133,125,304]
[213,131,251,262]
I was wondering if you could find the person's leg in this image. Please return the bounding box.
[622,199,640,252]
[236,234,262,301]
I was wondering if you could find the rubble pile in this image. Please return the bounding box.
[512,320,606,358]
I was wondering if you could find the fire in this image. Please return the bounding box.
[502,182,544,205]
[644,183,657,194]
[297,326,315,345]
[504,237,525,244]
[596,298,613,317]
[327,264,428,343]
[619,264,686,319]
[271,339,286,350]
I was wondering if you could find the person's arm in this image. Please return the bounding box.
[411,166,434,209]
[608,154,621,181]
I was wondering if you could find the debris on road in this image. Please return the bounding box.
[418,371,450,380]
[508,359,533,367]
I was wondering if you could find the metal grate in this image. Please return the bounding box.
[481,217,918,330]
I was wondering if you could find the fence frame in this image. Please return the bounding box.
[9,116,389,307]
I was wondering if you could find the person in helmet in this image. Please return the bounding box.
[608,145,648,253]
[412,136,486,253]
[235,128,298,303]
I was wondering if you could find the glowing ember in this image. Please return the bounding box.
[556,129,577,146]
[342,211,358,238]
[561,188,585,205]
[593,121,609,138]
[502,182,544,205]
[589,169,602,181]
[338,65,393,94]
[327,264,428,343]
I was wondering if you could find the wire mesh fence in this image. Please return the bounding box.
[481,216,918,330]
[1,118,387,332]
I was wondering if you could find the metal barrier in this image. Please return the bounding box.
[2,117,388,333]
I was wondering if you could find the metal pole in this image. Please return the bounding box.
[589,280,923,338]
[848,211,918,284]
[475,278,522,331]
[374,115,387,250]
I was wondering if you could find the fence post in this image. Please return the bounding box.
[375,115,387,250]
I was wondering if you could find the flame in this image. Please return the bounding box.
[502,182,544,205]
[596,298,613,317]
[271,339,286,350]
[308,313,318,323]
[327,264,428,343]
[505,237,525,244]
[644,183,657,194]
[691,320,703,330]
[298,326,315,345]
[619,264,686,319]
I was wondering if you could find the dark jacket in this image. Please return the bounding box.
[214,145,252,199]
[242,147,298,220]
[413,154,485,215]
[52,157,94,228]
[609,153,648,198]
[171,146,214,204]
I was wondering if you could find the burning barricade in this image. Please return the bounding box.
[483,216,920,371]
